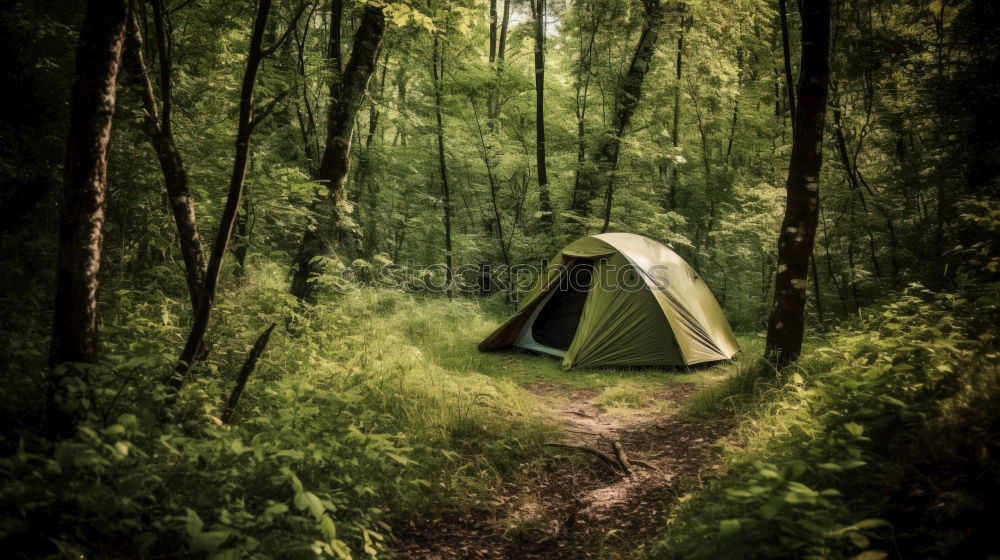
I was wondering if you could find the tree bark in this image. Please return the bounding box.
[48,0,130,438]
[124,5,207,311]
[765,0,831,366]
[290,5,386,300]
[532,0,552,230]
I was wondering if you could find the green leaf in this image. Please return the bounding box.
[185,509,203,537]
[853,518,890,530]
[843,422,865,437]
[385,451,411,465]
[719,519,741,538]
[320,515,337,541]
[838,459,867,470]
[263,503,288,517]
[190,531,230,553]
[294,491,324,518]
[848,532,870,548]
[852,551,888,560]
[877,395,906,407]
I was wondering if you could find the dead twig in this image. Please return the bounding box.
[546,443,623,475]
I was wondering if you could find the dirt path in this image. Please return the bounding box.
[394,376,732,559]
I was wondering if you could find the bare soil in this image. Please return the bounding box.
[394,375,732,559]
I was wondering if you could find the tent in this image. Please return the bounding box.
[478,233,740,368]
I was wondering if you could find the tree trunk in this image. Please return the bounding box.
[583,0,663,232]
[290,5,386,300]
[532,0,552,230]
[487,0,510,129]
[779,0,796,121]
[667,16,685,210]
[570,4,598,219]
[765,0,831,366]
[168,0,288,400]
[48,0,130,439]
[432,29,454,298]
[124,5,207,311]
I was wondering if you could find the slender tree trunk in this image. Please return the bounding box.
[124,3,207,311]
[532,0,552,230]
[290,5,386,300]
[432,30,454,298]
[667,15,685,210]
[570,5,598,218]
[169,0,292,400]
[810,254,823,325]
[765,0,831,366]
[47,0,130,438]
[779,0,796,121]
[489,0,497,64]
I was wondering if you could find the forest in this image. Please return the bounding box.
[0,0,997,558]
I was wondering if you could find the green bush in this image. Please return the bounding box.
[654,286,999,559]
[0,263,552,558]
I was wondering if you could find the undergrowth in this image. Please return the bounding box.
[654,284,999,559]
[0,263,555,559]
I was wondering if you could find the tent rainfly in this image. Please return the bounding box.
[478,233,740,369]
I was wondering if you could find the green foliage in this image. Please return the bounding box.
[654,283,1000,559]
[0,260,554,557]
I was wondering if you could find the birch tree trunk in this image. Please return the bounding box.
[765,0,831,366]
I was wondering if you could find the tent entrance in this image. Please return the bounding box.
[514,259,594,357]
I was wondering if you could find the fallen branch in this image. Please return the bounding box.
[221,323,277,425]
[612,440,634,478]
[546,442,622,475]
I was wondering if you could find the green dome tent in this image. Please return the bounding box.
[478,233,740,369]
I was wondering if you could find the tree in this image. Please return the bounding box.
[765,0,831,366]
[572,0,663,231]
[47,0,130,438]
[124,1,207,312]
[432,24,454,298]
[290,4,386,300]
[532,0,552,230]
[665,14,686,211]
[169,0,301,399]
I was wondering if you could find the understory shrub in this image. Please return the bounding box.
[0,263,552,558]
[654,285,999,559]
